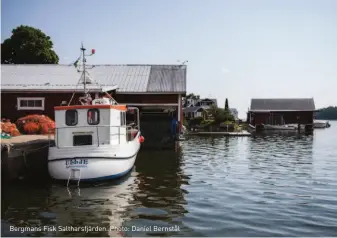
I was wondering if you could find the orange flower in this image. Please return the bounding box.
[40,123,49,134]
[23,122,40,134]
[16,114,55,134]
[1,122,19,134]
[11,129,21,136]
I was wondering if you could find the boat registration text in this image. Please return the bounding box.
[65,159,88,168]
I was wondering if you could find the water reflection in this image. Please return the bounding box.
[123,149,194,236]
[241,132,337,236]
[248,132,314,178]
[2,174,137,237]
[247,133,314,206]
[177,133,337,236]
[2,182,53,237]
[1,148,192,237]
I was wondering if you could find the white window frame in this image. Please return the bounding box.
[17,97,45,110]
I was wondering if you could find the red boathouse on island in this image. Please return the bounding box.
[247,98,317,130]
[1,64,187,149]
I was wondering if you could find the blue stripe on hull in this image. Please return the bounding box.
[52,167,134,183]
[82,167,133,182]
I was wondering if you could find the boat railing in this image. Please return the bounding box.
[49,125,140,148]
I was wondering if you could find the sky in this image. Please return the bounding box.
[1,0,337,118]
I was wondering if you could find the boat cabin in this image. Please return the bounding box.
[53,97,139,147]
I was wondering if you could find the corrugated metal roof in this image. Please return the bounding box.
[1,84,117,92]
[1,64,186,93]
[250,98,316,111]
[1,65,81,85]
[89,65,151,92]
[146,65,186,93]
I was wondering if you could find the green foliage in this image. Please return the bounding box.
[207,105,235,124]
[201,110,208,120]
[315,106,337,120]
[207,105,218,119]
[1,25,59,64]
[183,119,189,128]
[225,98,229,111]
[224,111,235,122]
[241,123,248,130]
[189,117,203,126]
[201,119,214,125]
[186,93,200,100]
[234,124,241,132]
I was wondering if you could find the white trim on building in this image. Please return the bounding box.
[17,97,45,110]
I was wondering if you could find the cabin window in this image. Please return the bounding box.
[120,111,126,126]
[65,110,78,126]
[73,135,92,146]
[88,109,100,125]
[17,97,45,110]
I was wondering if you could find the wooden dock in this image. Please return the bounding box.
[1,135,54,146]
[1,135,54,182]
[187,130,251,136]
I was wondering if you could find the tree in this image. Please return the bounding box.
[207,105,234,124]
[207,105,218,120]
[225,98,229,111]
[185,93,200,100]
[182,93,200,107]
[315,106,337,120]
[1,25,59,64]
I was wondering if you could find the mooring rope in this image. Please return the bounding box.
[21,150,29,168]
[8,144,51,153]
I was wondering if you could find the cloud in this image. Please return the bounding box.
[221,67,230,73]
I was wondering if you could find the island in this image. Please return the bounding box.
[315,106,337,120]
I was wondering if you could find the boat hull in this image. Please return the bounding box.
[263,124,297,130]
[48,155,137,182]
[314,122,328,128]
[48,138,141,182]
[248,124,256,132]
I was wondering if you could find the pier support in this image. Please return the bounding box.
[305,124,314,134]
[1,135,52,182]
[178,94,182,133]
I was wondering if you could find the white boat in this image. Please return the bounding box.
[313,120,330,128]
[248,124,256,131]
[48,45,144,183]
[262,124,297,130]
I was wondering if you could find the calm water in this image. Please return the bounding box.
[2,121,337,237]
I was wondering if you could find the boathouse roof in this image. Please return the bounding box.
[1,64,187,94]
[250,98,316,112]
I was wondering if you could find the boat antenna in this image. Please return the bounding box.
[67,43,96,106]
[80,43,96,104]
[80,43,87,95]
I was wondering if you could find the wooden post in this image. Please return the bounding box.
[297,115,300,132]
[178,94,182,133]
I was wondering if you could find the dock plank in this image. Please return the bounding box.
[1,135,54,145]
[188,130,251,136]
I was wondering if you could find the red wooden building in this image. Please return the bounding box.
[247,98,316,126]
[1,64,187,148]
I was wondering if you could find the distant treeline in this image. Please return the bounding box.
[315,106,337,120]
